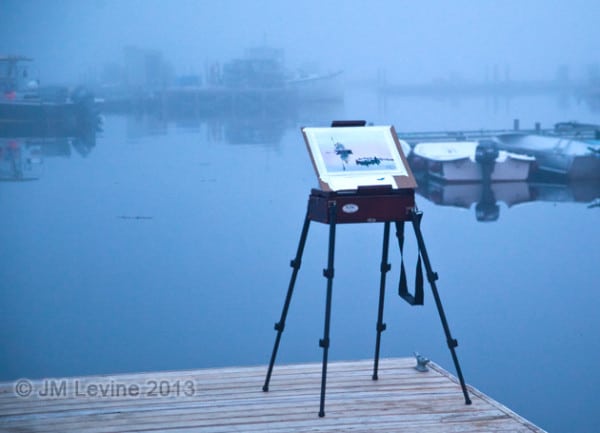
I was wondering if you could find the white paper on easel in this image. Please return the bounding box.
[302,125,416,192]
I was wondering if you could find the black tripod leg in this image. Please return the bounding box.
[372,221,391,380]
[263,210,311,392]
[410,210,472,405]
[318,201,337,417]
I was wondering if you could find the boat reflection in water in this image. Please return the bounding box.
[417,175,600,222]
[120,96,342,146]
[0,54,102,181]
[0,138,43,181]
[0,133,96,182]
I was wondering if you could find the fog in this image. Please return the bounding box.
[1,0,599,86]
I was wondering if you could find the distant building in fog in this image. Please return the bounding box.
[122,46,173,92]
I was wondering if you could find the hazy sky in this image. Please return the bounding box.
[1,0,599,85]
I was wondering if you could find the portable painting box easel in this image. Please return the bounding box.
[262,121,471,417]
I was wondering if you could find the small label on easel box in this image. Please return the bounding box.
[342,203,359,213]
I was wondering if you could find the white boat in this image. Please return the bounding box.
[411,140,535,182]
[496,133,600,179]
[286,70,344,102]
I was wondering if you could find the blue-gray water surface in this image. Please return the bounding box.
[1,89,599,433]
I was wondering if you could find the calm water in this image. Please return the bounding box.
[1,89,599,433]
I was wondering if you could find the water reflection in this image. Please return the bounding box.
[0,133,96,182]
[0,138,42,181]
[417,175,600,222]
[121,111,292,145]
[121,101,341,145]
[3,88,599,433]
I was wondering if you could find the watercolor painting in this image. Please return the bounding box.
[303,126,408,177]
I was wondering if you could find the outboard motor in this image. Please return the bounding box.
[71,86,102,133]
[475,139,499,183]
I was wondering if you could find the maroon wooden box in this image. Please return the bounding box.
[308,186,416,224]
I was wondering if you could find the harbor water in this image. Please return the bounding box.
[1,88,599,433]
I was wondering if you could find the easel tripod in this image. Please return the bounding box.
[262,188,472,417]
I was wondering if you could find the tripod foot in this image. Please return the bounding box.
[318,410,325,417]
[262,385,269,392]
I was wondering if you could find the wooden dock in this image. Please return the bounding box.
[396,120,600,145]
[0,358,545,432]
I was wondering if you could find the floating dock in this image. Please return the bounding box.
[396,120,600,145]
[0,358,545,432]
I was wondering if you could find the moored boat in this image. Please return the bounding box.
[286,70,344,102]
[495,133,600,179]
[411,140,535,182]
[0,55,100,136]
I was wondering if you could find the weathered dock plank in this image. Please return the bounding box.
[0,358,545,433]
